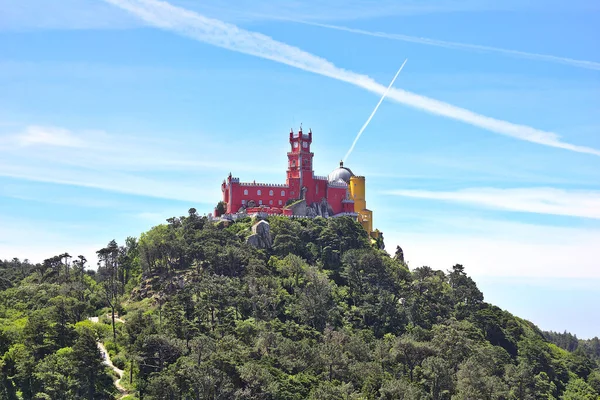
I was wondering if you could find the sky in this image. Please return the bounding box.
[0,0,599,338]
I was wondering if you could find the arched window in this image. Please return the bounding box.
[292,160,296,168]
[243,189,248,195]
[242,200,247,205]
[278,200,282,205]
[281,190,285,196]
[259,200,263,205]
[257,189,262,195]
[269,190,273,196]
[269,200,273,205]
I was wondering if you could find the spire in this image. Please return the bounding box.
[340,160,344,167]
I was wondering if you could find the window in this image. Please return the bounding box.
[293,142,298,148]
[259,200,263,205]
[269,190,273,196]
[242,200,247,205]
[291,191,295,196]
[269,200,273,205]
[243,189,248,195]
[278,200,282,205]
[281,190,285,196]
[292,160,296,167]
[302,141,308,148]
[257,189,262,195]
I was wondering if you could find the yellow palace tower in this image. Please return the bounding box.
[327,161,379,239]
[349,175,373,234]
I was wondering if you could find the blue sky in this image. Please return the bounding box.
[1,0,599,338]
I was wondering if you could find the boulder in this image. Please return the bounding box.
[247,220,273,248]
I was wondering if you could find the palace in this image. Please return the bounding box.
[217,127,377,237]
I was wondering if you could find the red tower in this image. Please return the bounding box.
[286,127,314,201]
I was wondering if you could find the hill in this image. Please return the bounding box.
[1,209,599,399]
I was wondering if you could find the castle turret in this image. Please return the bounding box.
[350,175,373,235]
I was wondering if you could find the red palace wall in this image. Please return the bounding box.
[219,128,354,217]
[224,180,295,214]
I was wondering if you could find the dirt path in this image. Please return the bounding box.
[88,316,129,398]
[97,341,127,393]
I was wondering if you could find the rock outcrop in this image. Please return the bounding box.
[247,220,273,248]
[307,198,335,218]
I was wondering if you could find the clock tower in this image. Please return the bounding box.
[286,127,313,180]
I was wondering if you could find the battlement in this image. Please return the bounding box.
[238,182,289,188]
[291,133,311,139]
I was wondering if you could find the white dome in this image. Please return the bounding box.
[328,161,354,183]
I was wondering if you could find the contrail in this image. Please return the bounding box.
[103,0,600,157]
[344,59,407,163]
[298,21,600,71]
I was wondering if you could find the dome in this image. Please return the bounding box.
[328,161,354,184]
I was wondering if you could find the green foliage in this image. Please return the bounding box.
[561,378,599,399]
[1,215,598,399]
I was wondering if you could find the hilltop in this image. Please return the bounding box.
[1,209,599,399]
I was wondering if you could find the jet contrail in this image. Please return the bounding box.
[298,21,600,71]
[103,0,600,157]
[344,59,407,163]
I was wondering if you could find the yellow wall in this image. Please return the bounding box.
[350,176,373,234]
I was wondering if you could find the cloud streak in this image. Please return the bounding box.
[15,125,86,148]
[0,125,282,202]
[297,21,600,71]
[344,59,407,163]
[386,187,600,220]
[104,0,600,157]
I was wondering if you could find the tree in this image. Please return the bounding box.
[72,327,114,400]
[447,264,483,319]
[33,347,77,400]
[422,356,453,400]
[73,255,87,283]
[394,245,405,263]
[587,370,600,394]
[2,344,36,399]
[293,266,335,331]
[379,378,425,400]
[453,356,507,400]
[97,240,121,340]
[215,201,227,216]
[561,378,598,400]
[318,328,350,381]
[391,335,435,382]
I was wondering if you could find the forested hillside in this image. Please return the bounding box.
[1,210,599,399]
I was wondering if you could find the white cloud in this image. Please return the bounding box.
[0,124,280,202]
[0,216,100,264]
[386,187,600,220]
[0,161,216,202]
[0,0,142,30]
[297,22,600,71]
[165,0,599,24]
[15,125,86,148]
[383,217,600,279]
[103,0,600,157]
[0,0,528,31]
